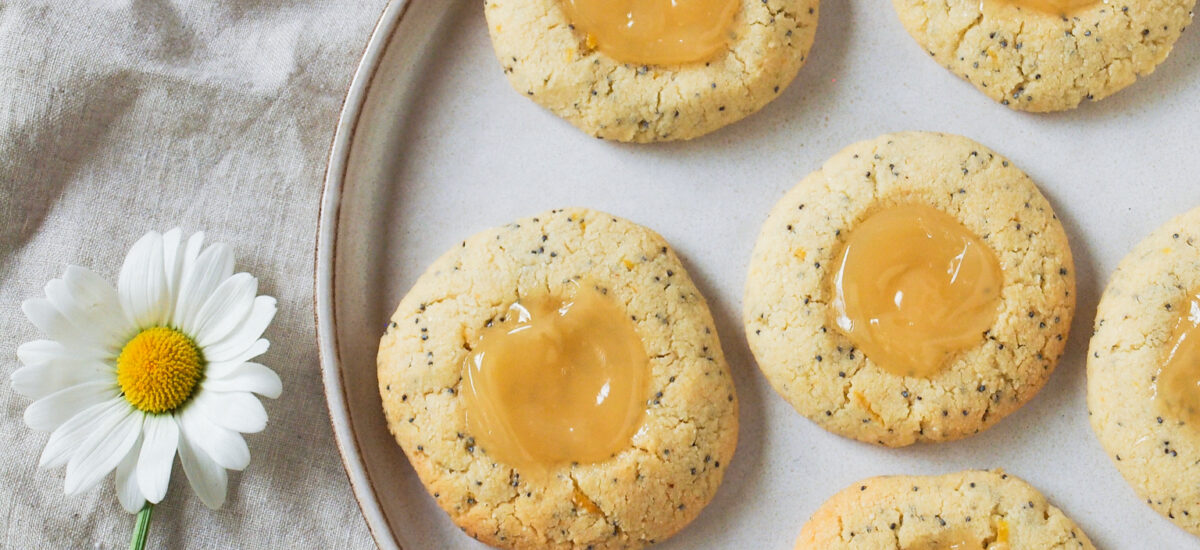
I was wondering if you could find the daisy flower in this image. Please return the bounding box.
[11,228,280,520]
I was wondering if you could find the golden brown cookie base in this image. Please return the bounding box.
[892,0,1195,111]
[484,0,819,141]
[745,132,1075,446]
[1088,206,1200,537]
[797,470,1095,549]
[378,208,738,549]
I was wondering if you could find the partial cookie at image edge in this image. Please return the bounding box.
[892,0,1196,112]
[484,0,820,142]
[795,469,1096,549]
[1088,205,1200,537]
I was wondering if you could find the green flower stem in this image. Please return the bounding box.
[129,502,153,550]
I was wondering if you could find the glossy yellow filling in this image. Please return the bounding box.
[831,204,1004,378]
[560,0,739,65]
[984,0,1101,16]
[1157,290,1200,427]
[462,284,649,473]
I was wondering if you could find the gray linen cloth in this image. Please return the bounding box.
[0,1,388,547]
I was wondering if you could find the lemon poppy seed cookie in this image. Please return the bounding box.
[484,0,819,142]
[796,470,1095,549]
[892,0,1195,112]
[744,132,1075,447]
[1088,206,1200,537]
[378,208,738,549]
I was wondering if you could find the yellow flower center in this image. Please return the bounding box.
[116,327,205,414]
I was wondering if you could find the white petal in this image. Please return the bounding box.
[17,340,66,367]
[176,416,227,510]
[169,232,206,328]
[25,381,120,432]
[174,242,233,335]
[118,231,170,329]
[192,391,267,433]
[11,363,110,400]
[39,399,128,469]
[17,339,107,368]
[179,406,250,470]
[192,273,257,348]
[201,296,276,362]
[136,415,179,503]
[64,409,142,495]
[115,435,146,513]
[161,229,184,323]
[22,298,93,348]
[205,363,281,399]
[205,339,269,379]
[65,266,135,344]
[44,280,108,350]
[39,269,132,352]
[14,339,115,401]
[63,266,120,305]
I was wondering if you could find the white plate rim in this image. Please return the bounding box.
[316,1,411,548]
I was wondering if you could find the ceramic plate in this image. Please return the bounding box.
[316,0,1200,547]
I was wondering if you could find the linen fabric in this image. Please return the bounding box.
[0,1,387,547]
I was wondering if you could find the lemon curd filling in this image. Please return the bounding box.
[907,531,983,549]
[831,204,1004,378]
[983,0,1101,16]
[116,327,205,414]
[1156,290,1200,427]
[560,0,739,65]
[461,284,649,474]
[905,518,1008,549]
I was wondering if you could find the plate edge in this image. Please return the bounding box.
[315,1,415,548]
